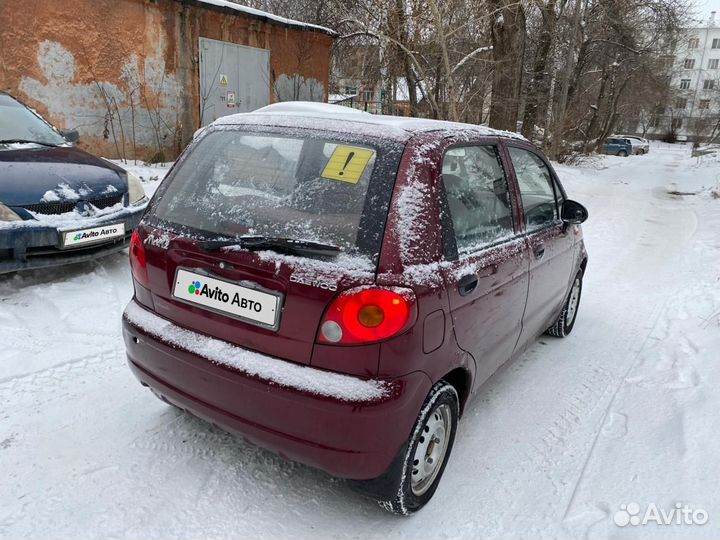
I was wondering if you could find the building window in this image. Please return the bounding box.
[713,38,720,49]
[699,99,711,110]
[675,98,687,109]
[704,79,715,89]
[710,59,720,69]
[689,37,700,49]
[672,117,683,129]
[364,90,374,102]
[649,116,661,128]
[680,79,691,89]
[344,86,358,96]
[683,58,696,69]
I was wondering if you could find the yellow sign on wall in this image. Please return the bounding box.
[321,146,374,184]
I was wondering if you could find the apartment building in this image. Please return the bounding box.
[643,13,720,140]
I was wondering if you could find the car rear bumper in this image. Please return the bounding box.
[0,205,144,273]
[122,300,432,480]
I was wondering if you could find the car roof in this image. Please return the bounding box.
[211,102,528,143]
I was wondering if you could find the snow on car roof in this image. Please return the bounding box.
[188,0,337,35]
[212,102,527,142]
[254,102,367,116]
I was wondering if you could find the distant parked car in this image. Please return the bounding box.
[614,134,650,154]
[0,92,147,273]
[123,103,589,515]
[603,137,633,157]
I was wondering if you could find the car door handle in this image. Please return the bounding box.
[533,243,546,260]
[457,273,479,296]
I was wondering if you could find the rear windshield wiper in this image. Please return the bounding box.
[0,139,59,147]
[199,235,342,257]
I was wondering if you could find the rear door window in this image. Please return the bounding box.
[441,145,515,255]
[149,129,403,262]
[508,146,559,231]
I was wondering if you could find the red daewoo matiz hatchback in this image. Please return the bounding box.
[122,103,588,514]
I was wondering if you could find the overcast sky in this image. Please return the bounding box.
[695,0,720,22]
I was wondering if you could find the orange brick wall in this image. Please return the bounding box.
[0,0,334,159]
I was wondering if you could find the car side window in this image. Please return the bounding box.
[553,177,566,206]
[508,146,559,231]
[441,145,515,255]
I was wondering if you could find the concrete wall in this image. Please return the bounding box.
[0,0,334,160]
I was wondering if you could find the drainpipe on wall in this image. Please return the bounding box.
[177,4,195,150]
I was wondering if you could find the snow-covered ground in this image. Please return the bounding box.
[106,159,173,185]
[1,143,719,539]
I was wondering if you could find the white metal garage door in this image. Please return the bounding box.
[199,37,270,126]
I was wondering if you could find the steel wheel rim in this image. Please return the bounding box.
[566,277,581,325]
[410,403,451,496]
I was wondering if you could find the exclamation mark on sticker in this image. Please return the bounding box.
[338,152,355,176]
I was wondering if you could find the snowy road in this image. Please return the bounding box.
[1,144,719,539]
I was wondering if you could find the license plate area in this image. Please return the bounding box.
[61,223,126,248]
[172,267,282,331]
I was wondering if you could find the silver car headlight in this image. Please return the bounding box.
[127,172,148,206]
[0,202,21,222]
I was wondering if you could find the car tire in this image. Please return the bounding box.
[375,381,459,516]
[618,150,628,157]
[546,270,583,338]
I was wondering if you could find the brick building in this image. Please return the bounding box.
[0,0,336,159]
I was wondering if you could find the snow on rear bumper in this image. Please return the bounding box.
[122,300,432,479]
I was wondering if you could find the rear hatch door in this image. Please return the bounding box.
[140,125,404,365]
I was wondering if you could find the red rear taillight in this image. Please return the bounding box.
[129,230,150,289]
[318,287,417,345]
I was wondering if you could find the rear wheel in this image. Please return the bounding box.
[546,271,583,338]
[618,150,628,157]
[374,381,459,515]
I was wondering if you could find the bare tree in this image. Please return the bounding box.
[488,0,526,130]
[250,0,692,160]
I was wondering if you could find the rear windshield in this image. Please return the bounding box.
[149,128,404,262]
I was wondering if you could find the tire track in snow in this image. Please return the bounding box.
[559,175,710,536]
[512,359,616,498]
[561,297,669,522]
[0,348,121,407]
[560,279,719,538]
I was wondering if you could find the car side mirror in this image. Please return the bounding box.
[561,199,588,224]
[61,129,80,144]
